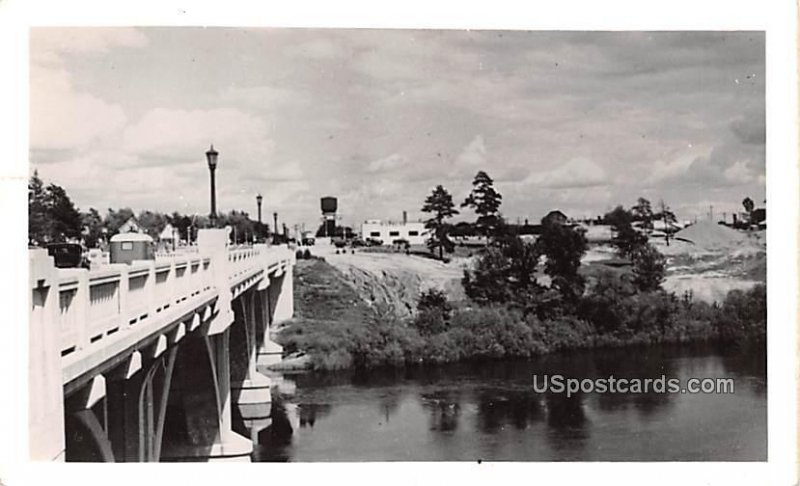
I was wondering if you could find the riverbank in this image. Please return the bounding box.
[273,258,766,371]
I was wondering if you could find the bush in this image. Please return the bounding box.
[463,237,542,306]
[631,244,666,292]
[714,284,766,342]
[535,221,587,301]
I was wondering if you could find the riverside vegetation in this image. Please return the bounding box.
[278,172,766,371]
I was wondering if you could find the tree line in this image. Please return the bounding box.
[28,171,270,247]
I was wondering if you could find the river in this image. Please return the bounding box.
[253,343,766,461]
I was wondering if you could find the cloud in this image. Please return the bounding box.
[730,115,766,145]
[527,157,609,189]
[455,135,487,168]
[367,153,406,173]
[121,108,274,164]
[29,28,149,151]
[28,29,766,226]
[31,27,149,65]
[219,85,307,108]
[30,65,128,151]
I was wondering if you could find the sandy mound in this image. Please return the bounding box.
[673,221,748,250]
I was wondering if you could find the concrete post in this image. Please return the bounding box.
[198,229,234,336]
[29,250,66,461]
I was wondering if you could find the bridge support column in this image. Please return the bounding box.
[272,266,294,324]
[159,229,253,462]
[29,250,66,461]
[256,276,283,367]
[232,290,273,443]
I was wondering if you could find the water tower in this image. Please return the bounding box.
[320,196,338,237]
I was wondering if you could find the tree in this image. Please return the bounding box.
[80,208,105,248]
[28,171,49,245]
[603,205,632,228]
[613,223,648,258]
[535,219,587,302]
[137,210,167,239]
[631,244,666,292]
[46,183,82,242]
[463,236,542,305]
[605,205,648,258]
[28,172,82,245]
[655,199,678,246]
[421,185,459,260]
[631,197,654,230]
[461,171,503,241]
[742,197,755,226]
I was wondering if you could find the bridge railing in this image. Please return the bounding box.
[55,254,215,359]
[33,237,294,365]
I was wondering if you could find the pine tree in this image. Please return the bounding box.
[421,185,459,260]
[462,171,503,241]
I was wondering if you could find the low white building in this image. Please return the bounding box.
[361,220,428,245]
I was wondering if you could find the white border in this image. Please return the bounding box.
[0,1,796,485]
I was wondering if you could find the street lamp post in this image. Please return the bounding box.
[256,193,263,224]
[273,212,278,243]
[206,145,219,225]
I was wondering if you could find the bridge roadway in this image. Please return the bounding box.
[29,229,295,462]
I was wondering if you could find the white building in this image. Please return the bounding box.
[361,220,428,245]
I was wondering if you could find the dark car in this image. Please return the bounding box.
[365,237,383,246]
[350,238,366,247]
[47,243,88,269]
[332,237,347,248]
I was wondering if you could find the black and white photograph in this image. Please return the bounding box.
[4,1,798,484]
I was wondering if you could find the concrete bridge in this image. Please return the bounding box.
[29,229,295,462]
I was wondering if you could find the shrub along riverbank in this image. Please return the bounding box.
[276,259,766,371]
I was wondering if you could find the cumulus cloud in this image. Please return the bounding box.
[30,66,128,151]
[455,135,487,168]
[367,153,406,172]
[527,157,609,189]
[122,108,275,164]
[29,28,149,151]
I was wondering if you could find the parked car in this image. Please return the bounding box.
[365,237,384,246]
[47,243,89,269]
[350,238,366,247]
[332,237,347,248]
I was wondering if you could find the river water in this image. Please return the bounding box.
[253,344,766,462]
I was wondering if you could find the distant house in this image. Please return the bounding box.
[361,219,428,245]
[118,217,141,234]
[542,210,569,226]
[159,223,176,241]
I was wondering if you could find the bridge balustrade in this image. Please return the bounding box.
[56,254,215,360]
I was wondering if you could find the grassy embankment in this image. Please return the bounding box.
[275,257,766,371]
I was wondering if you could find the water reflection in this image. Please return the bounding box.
[256,343,766,462]
[298,403,332,428]
[420,390,462,432]
[475,389,544,432]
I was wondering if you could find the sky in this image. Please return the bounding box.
[29,28,765,230]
